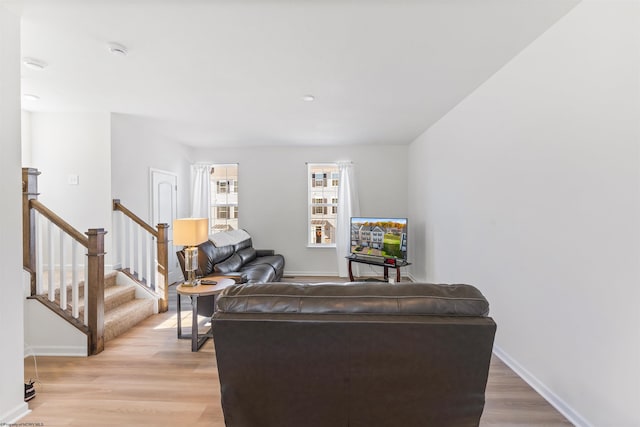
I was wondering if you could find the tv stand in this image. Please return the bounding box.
[346,255,410,283]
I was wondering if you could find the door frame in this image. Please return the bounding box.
[149,168,181,284]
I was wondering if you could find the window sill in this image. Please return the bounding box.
[307,244,337,249]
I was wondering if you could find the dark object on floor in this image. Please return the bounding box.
[213,282,497,427]
[24,380,36,402]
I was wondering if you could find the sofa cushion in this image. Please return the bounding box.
[217,283,490,316]
[237,247,257,264]
[234,238,253,252]
[244,254,285,277]
[239,264,277,284]
[196,241,235,276]
[214,252,244,274]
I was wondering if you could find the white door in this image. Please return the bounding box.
[150,169,180,283]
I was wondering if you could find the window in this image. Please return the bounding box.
[216,206,229,219]
[210,164,239,233]
[311,197,326,214]
[308,163,338,246]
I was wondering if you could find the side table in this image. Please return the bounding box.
[176,278,236,351]
[346,255,411,283]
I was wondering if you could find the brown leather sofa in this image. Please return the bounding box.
[177,236,285,284]
[177,232,285,317]
[212,282,497,427]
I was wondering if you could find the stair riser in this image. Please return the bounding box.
[104,288,136,312]
[104,299,155,342]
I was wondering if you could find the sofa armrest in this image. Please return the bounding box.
[256,249,275,257]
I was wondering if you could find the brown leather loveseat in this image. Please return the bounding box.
[212,282,497,427]
[177,230,285,285]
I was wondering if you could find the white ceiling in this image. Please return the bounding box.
[5,0,579,147]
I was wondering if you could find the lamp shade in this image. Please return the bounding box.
[173,218,209,246]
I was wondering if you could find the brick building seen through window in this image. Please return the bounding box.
[308,163,338,246]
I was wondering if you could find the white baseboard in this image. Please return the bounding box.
[24,345,87,357]
[283,270,394,278]
[1,402,30,424]
[493,345,591,427]
[283,270,338,277]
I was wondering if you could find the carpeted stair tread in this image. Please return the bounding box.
[104,298,155,342]
[103,284,136,312]
[45,271,157,346]
[66,284,137,316]
[55,271,124,305]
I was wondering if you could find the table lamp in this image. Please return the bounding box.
[173,218,209,286]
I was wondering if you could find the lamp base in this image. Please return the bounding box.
[183,247,199,286]
[182,270,198,287]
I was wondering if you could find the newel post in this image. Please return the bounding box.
[87,228,107,355]
[156,223,170,313]
[22,167,40,295]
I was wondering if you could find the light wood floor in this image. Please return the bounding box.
[21,279,573,426]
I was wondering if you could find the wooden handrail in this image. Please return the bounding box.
[113,198,170,313]
[30,199,89,247]
[112,199,158,237]
[23,167,106,355]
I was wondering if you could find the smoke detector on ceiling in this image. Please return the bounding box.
[107,42,128,57]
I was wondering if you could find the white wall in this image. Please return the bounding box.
[24,299,87,356]
[21,110,32,165]
[28,112,114,266]
[0,6,29,423]
[408,1,640,426]
[110,113,192,222]
[190,144,408,275]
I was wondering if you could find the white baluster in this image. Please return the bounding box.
[154,239,160,291]
[47,221,54,302]
[137,226,143,281]
[146,233,152,288]
[59,229,66,310]
[71,240,79,318]
[36,212,44,295]
[128,218,134,276]
[83,254,89,326]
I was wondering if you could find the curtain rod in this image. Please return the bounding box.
[305,161,354,165]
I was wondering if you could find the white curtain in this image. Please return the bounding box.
[190,164,212,218]
[336,161,360,277]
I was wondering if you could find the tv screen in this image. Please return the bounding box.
[350,217,408,262]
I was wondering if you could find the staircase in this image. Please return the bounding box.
[54,272,155,343]
[23,168,169,355]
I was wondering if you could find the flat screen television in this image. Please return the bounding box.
[350,217,408,263]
